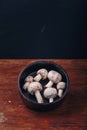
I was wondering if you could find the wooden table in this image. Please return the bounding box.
[0,60,87,130]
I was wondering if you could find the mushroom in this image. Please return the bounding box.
[25,75,33,82]
[23,76,33,90]
[28,82,43,103]
[57,82,65,97]
[44,87,57,103]
[45,70,62,88]
[34,68,48,82]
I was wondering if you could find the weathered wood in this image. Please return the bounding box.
[0,60,87,130]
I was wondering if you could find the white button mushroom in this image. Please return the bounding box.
[23,76,33,90]
[57,82,65,97]
[28,82,43,103]
[34,68,48,82]
[45,70,62,88]
[25,75,33,82]
[44,87,57,103]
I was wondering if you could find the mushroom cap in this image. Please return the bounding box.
[23,82,30,90]
[57,82,65,89]
[25,75,33,82]
[48,70,62,83]
[37,68,48,79]
[44,87,57,99]
[28,82,42,95]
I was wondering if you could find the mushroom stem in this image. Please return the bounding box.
[45,81,53,88]
[35,90,43,103]
[58,89,63,97]
[34,74,42,82]
[49,98,53,103]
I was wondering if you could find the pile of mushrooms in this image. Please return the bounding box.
[23,68,66,104]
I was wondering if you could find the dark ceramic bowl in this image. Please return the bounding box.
[18,61,70,111]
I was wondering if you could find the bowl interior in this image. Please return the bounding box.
[18,61,69,105]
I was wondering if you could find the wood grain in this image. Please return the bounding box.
[0,59,87,130]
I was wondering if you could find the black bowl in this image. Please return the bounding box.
[18,61,70,111]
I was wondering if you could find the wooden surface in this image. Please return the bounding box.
[0,59,87,130]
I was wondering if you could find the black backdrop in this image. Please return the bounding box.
[0,0,87,58]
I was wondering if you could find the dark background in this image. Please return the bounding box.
[0,0,87,58]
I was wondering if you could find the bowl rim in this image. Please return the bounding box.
[18,60,70,106]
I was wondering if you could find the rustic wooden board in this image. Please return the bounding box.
[0,60,87,130]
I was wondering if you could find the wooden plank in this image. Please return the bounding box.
[0,60,87,130]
